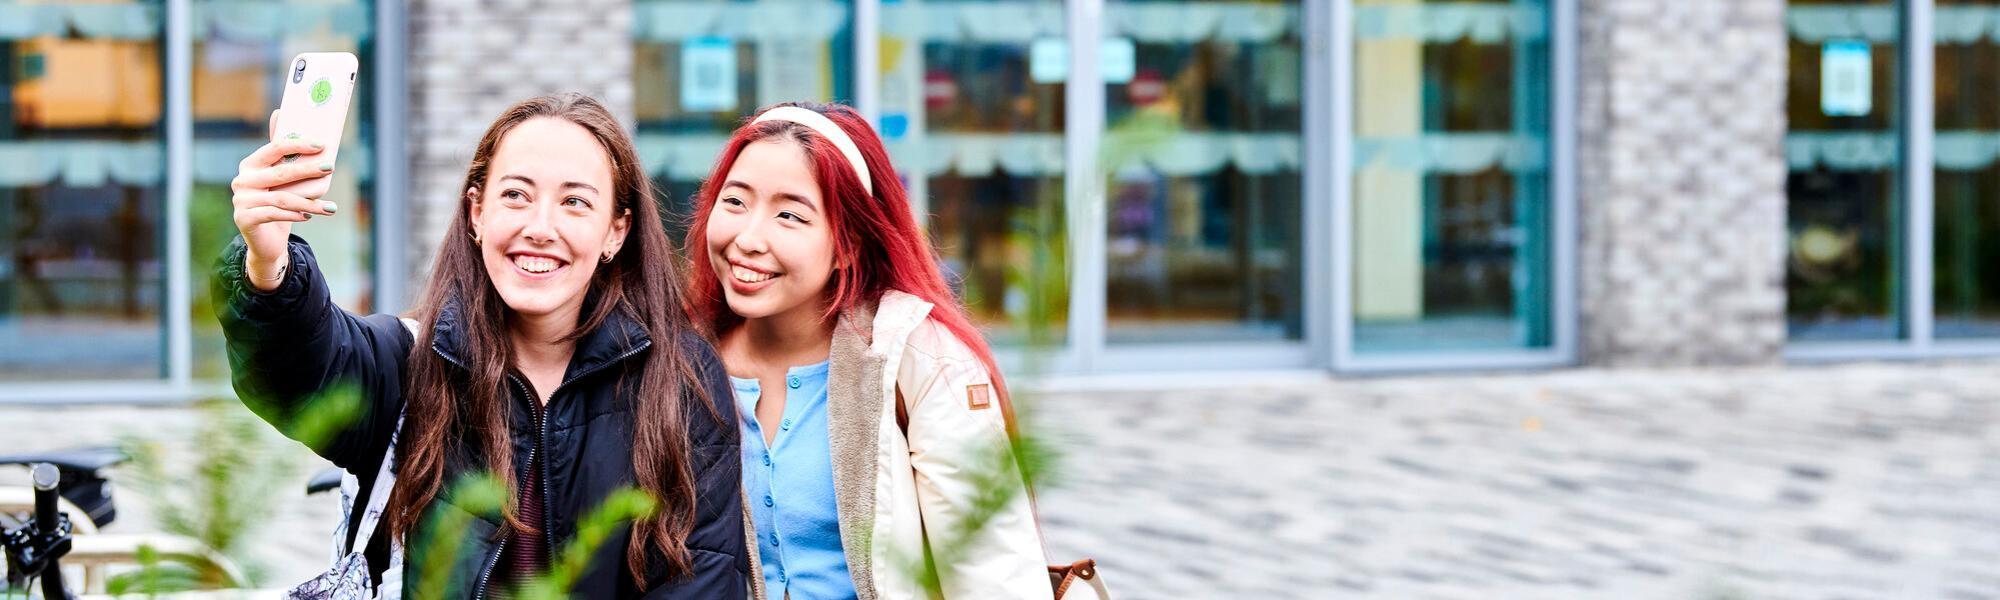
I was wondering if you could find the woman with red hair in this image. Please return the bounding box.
[686,102,1052,599]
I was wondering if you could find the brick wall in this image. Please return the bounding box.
[402,0,635,293]
[1576,0,1791,366]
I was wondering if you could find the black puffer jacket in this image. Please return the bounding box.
[214,236,746,598]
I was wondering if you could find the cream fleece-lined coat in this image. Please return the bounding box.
[745,290,1053,600]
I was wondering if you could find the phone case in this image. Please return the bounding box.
[271,52,358,199]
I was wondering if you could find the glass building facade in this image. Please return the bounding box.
[23,0,2000,400]
[623,0,1570,374]
[0,0,1572,401]
[0,0,392,400]
[1785,0,2000,357]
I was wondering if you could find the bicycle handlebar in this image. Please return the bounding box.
[26,463,71,600]
[31,464,57,538]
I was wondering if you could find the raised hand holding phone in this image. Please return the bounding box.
[232,52,358,291]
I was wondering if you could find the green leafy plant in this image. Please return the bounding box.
[510,488,660,600]
[405,472,662,599]
[104,544,197,597]
[113,383,364,594]
[409,472,508,600]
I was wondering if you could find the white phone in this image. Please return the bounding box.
[271,52,359,199]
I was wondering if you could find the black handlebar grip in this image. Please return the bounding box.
[31,462,59,535]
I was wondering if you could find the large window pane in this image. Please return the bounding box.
[1785,0,1903,341]
[1102,0,1305,345]
[1351,0,1554,353]
[190,0,378,379]
[632,0,853,244]
[0,1,167,381]
[881,0,1067,345]
[1934,0,2000,338]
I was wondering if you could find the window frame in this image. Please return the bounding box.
[0,0,406,403]
[1328,0,1580,373]
[1785,0,2000,360]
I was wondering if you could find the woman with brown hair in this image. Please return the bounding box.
[214,93,747,598]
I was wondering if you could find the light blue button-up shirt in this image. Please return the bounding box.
[732,361,856,600]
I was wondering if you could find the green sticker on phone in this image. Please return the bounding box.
[310,78,332,105]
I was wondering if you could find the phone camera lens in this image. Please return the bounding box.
[295,58,307,72]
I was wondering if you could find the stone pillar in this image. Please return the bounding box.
[1575,0,1790,366]
[403,0,635,291]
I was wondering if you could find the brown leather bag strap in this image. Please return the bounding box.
[1048,559,1098,596]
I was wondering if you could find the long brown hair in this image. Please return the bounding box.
[388,93,713,585]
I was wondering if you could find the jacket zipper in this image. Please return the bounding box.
[512,375,558,571]
[477,375,543,600]
[506,375,558,577]
[449,338,655,598]
[528,339,651,568]
[473,537,506,600]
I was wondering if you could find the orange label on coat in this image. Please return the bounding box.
[967,384,992,410]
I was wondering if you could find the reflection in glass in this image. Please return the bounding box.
[0,1,166,380]
[880,0,1067,345]
[189,0,378,378]
[1785,0,1902,341]
[1934,0,2000,338]
[1102,0,1304,345]
[1351,0,1553,353]
[631,0,854,244]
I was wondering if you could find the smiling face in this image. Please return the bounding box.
[469,117,630,322]
[704,139,837,326]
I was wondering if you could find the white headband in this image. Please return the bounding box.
[751,106,873,196]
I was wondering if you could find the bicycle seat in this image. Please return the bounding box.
[0,446,127,528]
[305,466,344,495]
[0,447,127,473]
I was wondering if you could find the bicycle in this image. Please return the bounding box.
[0,448,249,599]
[2,463,75,600]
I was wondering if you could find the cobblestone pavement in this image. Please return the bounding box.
[1032,362,2000,599]
[4,362,1999,599]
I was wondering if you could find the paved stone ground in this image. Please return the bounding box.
[4,361,1999,598]
[1031,362,2000,599]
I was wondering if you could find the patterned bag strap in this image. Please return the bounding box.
[344,318,418,554]
[349,411,402,554]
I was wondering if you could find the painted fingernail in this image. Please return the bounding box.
[321,201,338,213]
[318,162,334,172]
[303,213,314,221]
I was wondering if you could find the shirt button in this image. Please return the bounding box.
[787,375,801,389]
[781,418,792,430]
[769,533,780,546]
[762,454,772,467]
[764,495,774,507]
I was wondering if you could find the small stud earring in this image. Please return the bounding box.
[469,231,481,244]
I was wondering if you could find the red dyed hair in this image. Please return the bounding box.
[684,102,1009,401]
